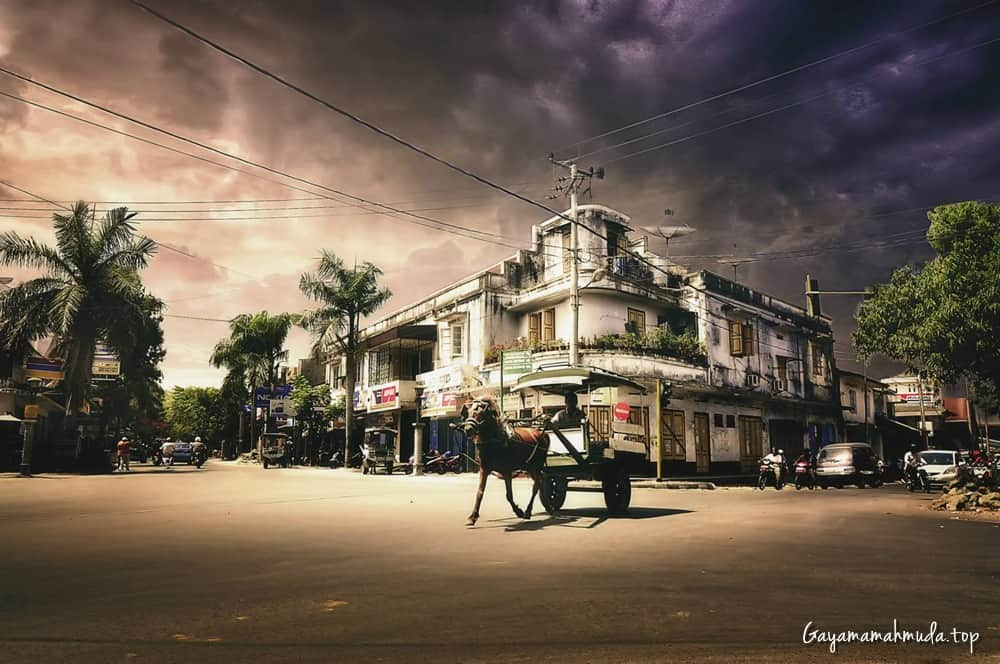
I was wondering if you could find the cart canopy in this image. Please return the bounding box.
[510,366,647,395]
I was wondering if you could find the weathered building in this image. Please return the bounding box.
[326,205,843,475]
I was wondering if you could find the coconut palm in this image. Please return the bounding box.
[210,311,294,452]
[298,251,391,463]
[0,201,157,414]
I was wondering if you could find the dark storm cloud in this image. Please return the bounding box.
[3,0,999,382]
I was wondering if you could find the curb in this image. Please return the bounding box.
[634,481,716,490]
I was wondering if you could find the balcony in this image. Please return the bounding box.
[607,255,653,284]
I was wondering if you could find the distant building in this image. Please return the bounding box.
[836,369,889,457]
[882,373,982,452]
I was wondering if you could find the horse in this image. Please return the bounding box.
[459,396,549,527]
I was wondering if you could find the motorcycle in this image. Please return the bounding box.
[904,462,931,493]
[793,460,815,490]
[757,459,784,490]
[442,450,463,474]
[424,449,448,475]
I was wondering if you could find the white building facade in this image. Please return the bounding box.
[328,205,842,474]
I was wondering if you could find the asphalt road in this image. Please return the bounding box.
[0,461,997,664]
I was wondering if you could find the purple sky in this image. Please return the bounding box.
[2,0,999,385]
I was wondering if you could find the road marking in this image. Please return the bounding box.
[234,615,250,621]
[323,600,349,612]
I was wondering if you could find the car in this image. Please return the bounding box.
[166,440,195,464]
[815,442,879,488]
[918,449,966,487]
[128,443,149,464]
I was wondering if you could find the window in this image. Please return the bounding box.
[848,389,857,413]
[607,226,628,257]
[626,308,646,335]
[542,308,555,342]
[713,413,724,428]
[776,357,789,383]
[660,409,686,459]
[811,341,825,376]
[529,308,555,345]
[562,230,573,273]
[726,414,736,428]
[368,349,391,384]
[450,323,464,359]
[728,320,755,357]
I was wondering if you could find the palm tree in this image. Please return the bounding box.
[299,251,391,464]
[210,311,293,452]
[0,201,157,415]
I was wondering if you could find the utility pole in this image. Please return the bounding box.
[917,373,930,449]
[863,355,870,446]
[548,155,603,367]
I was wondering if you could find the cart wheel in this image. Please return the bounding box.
[541,476,568,514]
[603,470,631,515]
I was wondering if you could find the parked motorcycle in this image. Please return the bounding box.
[757,459,784,490]
[424,449,448,475]
[793,460,815,490]
[442,450,463,474]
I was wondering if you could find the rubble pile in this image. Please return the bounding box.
[930,481,1000,512]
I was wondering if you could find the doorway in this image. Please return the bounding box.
[694,412,711,473]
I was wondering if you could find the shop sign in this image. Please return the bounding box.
[92,343,120,377]
[368,380,400,412]
[501,350,532,375]
[24,357,63,382]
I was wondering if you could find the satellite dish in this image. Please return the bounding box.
[641,224,697,240]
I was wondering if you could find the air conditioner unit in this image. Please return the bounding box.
[773,379,786,392]
[745,374,761,387]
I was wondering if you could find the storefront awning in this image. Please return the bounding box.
[510,366,647,395]
[887,418,921,433]
[366,325,437,348]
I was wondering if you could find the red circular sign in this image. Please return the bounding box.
[613,402,631,421]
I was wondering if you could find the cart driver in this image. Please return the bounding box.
[550,392,585,429]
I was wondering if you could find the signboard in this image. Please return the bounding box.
[24,357,63,381]
[416,365,481,418]
[501,350,532,375]
[613,402,631,421]
[367,380,400,412]
[254,385,295,416]
[92,343,120,377]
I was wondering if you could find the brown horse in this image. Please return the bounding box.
[459,396,549,527]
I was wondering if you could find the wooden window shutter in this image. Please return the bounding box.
[542,308,555,342]
[729,321,743,356]
[528,313,540,346]
[741,322,755,357]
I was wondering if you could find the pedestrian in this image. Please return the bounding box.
[116,436,131,472]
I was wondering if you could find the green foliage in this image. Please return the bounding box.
[210,311,294,391]
[164,386,226,443]
[484,327,707,366]
[289,374,333,447]
[0,202,158,413]
[854,201,1000,412]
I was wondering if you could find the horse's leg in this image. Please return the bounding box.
[524,468,542,519]
[467,468,488,526]
[504,472,526,519]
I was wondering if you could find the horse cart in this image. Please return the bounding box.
[508,366,650,515]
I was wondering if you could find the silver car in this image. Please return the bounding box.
[815,442,878,488]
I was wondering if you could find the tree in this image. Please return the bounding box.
[298,251,391,462]
[289,373,331,459]
[854,201,1000,414]
[0,202,157,414]
[209,311,293,452]
[92,291,167,439]
[164,386,226,444]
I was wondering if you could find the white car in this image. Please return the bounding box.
[918,450,966,487]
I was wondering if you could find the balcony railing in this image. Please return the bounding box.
[607,255,653,284]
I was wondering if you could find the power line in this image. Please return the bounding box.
[603,33,1000,164]
[0,87,532,251]
[557,0,999,153]
[0,180,258,281]
[163,313,235,323]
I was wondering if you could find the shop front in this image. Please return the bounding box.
[365,379,418,463]
[416,365,481,470]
